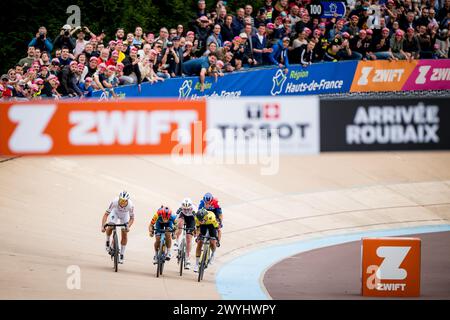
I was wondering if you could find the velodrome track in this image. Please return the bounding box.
[0,152,449,299]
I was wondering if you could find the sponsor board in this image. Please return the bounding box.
[351,60,417,92]
[207,96,320,155]
[320,98,450,151]
[361,237,421,297]
[91,62,357,99]
[0,100,206,155]
[403,59,450,91]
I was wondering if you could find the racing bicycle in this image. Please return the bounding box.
[197,231,215,282]
[154,226,174,278]
[177,225,194,276]
[104,223,127,272]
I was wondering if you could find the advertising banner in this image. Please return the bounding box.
[350,60,418,92]
[320,98,450,151]
[403,59,450,91]
[0,100,206,156]
[207,96,320,155]
[92,62,357,99]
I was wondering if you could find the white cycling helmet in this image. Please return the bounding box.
[181,198,193,210]
[119,190,130,201]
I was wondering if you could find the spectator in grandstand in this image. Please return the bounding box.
[195,16,211,55]
[115,28,126,41]
[167,37,183,77]
[156,27,170,49]
[53,24,75,52]
[435,28,449,58]
[290,40,315,66]
[349,29,370,60]
[182,52,218,92]
[18,46,36,70]
[39,51,51,67]
[221,14,235,42]
[403,27,421,60]
[390,30,410,60]
[29,26,53,56]
[203,41,218,57]
[207,24,223,47]
[102,65,119,97]
[269,37,290,70]
[78,76,94,97]
[244,4,255,27]
[255,7,270,27]
[195,0,207,19]
[59,61,83,97]
[49,58,61,76]
[418,24,434,58]
[252,23,271,65]
[59,47,73,66]
[183,40,196,62]
[371,27,394,60]
[232,8,246,36]
[239,32,257,67]
[292,29,308,49]
[121,47,142,84]
[132,27,144,48]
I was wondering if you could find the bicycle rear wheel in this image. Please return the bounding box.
[113,231,119,272]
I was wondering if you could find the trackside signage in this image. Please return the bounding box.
[206,97,320,154]
[351,60,417,92]
[320,98,450,151]
[0,100,206,155]
[361,237,421,297]
[403,59,450,91]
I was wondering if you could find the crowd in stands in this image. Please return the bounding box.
[1,0,449,100]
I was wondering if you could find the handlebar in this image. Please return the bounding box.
[104,223,128,229]
[155,227,174,233]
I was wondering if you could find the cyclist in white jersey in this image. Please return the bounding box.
[101,191,135,264]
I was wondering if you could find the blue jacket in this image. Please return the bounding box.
[29,37,53,57]
[268,40,290,68]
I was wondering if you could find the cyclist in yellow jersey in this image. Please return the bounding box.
[193,208,219,273]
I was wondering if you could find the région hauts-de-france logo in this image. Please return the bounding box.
[271,69,287,96]
[179,80,193,99]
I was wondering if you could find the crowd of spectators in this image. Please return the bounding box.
[1,0,449,100]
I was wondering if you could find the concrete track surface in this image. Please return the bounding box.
[0,152,449,299]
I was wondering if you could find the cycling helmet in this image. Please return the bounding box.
[119,190,130,200]
[203,192,213,202]
[196,208,208,221]
[118,191,130,207]
[158,206,172,221]
[181,198,193,212]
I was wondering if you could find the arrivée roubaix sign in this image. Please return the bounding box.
[320,98,450,151]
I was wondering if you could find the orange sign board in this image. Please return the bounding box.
[0,100,206,155]
[351,60,418,92]
[361,237,421,297]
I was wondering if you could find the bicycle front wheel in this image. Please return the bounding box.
[113,231,119,272]
[179,239,185,276]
